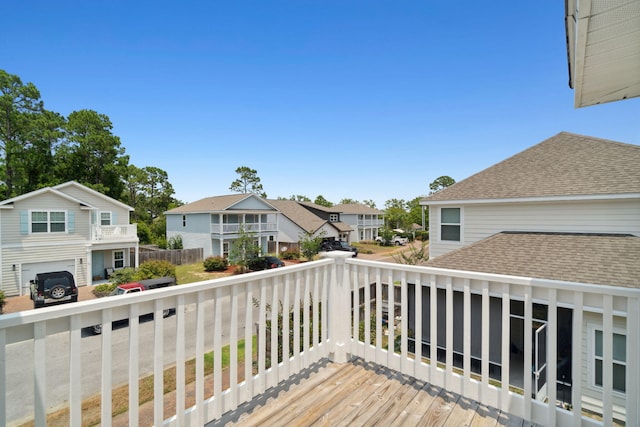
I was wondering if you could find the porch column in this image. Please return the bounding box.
[322,251,353,363]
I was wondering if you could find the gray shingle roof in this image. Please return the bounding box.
[166,194,275,213]
[424,132,640,203]
[267,199,328,233]
[424,232,640,288]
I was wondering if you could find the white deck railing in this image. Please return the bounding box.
[92,224,138,241]
[210,223,278,235]
[0,252,637,426]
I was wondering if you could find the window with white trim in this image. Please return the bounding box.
[100,212,112,226]
[31,211,66,233]
[113,250,125,269]
[329,214,338,222]
[440,208,461,241]
[594,329,626,393]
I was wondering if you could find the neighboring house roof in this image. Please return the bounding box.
[166,194,278,213]
[298,201,334,213]
[422,132,640,204]
[424,232,640,288]
[0,186,97,210]
[565,0,640,107]
[330,221,353,233]
[53,181,134,211]
[329,203,385,215]
[267,199,328,234]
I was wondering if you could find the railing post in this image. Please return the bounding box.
[322,251,353,363]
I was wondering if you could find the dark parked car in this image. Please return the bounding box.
[249,256,285,271]
[29,271,78,308]
[264,256,285,268]
[321,239,358,257]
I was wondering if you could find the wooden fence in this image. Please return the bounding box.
[136,248,204,266]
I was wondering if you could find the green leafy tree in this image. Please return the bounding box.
[429,175,456,194]
[339,198,359,205]
[0,70,46,198]
[362,199,377,209]
[228,225,261,272]
[17,110,65,194]
[384,198,409,231]
[299,230,326,260]
[407,196,426,230]
[289,194,311,201]
[314,195,333,207]
[229,166,266,198]
[56,109,129,199]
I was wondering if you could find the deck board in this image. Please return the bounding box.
[211,358,529,427]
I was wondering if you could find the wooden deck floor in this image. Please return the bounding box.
[210,358,536,427]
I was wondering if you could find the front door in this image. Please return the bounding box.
[92,252,105,279]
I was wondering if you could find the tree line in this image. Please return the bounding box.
[1,69,455,246]
[0,69,180,246]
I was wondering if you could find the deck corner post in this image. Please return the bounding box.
[322,251,353,363]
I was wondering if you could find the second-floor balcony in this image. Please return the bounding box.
[91,224,138,242]
[210,222,278,235]
[357,219,384,227]
[0,252,636,426]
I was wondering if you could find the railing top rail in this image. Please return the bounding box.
[347,258,640,297]
[0,258,334,331]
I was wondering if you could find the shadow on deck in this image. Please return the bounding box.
[209,358,536,427]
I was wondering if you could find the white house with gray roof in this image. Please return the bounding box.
[0,181,139,296]
[165,194,281,259]
[419,132,640,422]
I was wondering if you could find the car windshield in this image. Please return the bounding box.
[111,287,127,296]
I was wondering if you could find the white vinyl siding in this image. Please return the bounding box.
[429,199,640,259]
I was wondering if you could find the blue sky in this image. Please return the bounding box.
[2,1,639,208]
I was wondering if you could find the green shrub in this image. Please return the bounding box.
[135,260,176,279]
[110,267,137,285]
[280,250,300,260]
[203,256,229,272]
[93,283,118,297]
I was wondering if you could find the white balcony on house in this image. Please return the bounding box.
[210,222,278,235]
[0,252,637,426]
[357,218,384,227]
[91,224,138,241]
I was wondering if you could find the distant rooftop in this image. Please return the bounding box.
[423,132,640,203]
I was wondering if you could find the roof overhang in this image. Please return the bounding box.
[565,0,640,108]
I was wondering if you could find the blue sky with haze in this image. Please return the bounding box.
[2,1,638,208]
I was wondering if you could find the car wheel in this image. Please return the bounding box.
[50,285,66,299]
[92,324,103,335]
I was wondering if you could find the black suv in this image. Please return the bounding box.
[321,239,358,257]
[30,271,78,308]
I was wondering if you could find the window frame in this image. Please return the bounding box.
[589,323,626,395]
[329,214,339,222]
[439,207,462,242]
[30,210,67,234]
[100,212,112,226]
[113,250,125,269]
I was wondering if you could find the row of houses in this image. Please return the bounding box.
[0,181,384,297]
[164,197,385,259]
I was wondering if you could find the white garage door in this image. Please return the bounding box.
[21,260,76,292]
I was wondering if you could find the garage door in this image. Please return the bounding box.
[21,260,76,293]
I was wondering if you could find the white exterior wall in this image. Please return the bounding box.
[166,213,213,257]
[581,311,628,422]
[429,198,640,258]
[57,185,131,226]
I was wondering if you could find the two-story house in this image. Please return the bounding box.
[327,203,385,242]
[165,194,280,259]
[0,181,139,296]
[419,132,640,421]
